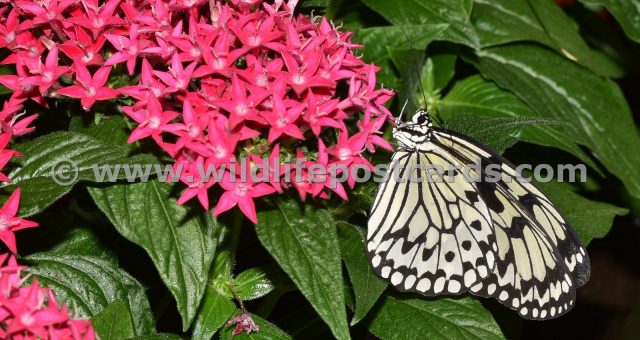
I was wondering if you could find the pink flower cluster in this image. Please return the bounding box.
[0,0,393,224]
[0,254,95,339]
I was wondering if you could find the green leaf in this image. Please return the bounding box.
[538,181,628,245]
[192,286,237,340]
[219,311,292,340]
[69,115,134,150]
[361,0,479,47]
[25,254,155,336]
[127,334,182,340]
[526,0,622,77]
[442,113,558,154]
[440,75,598,169]
[472,0,622,77]
[336,222,387,325]
[234,267,276,301]
[88,181,218,330]
[423,44,459,95]
[91,300,136,340]
[0,131,155,216]
[255,198,350,340]
[579,0,640,42]
[365,296,504,340]
[467,44,640,198]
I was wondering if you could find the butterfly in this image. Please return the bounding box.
[366,108,590,320]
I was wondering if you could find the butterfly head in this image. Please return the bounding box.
[393,108,434,150]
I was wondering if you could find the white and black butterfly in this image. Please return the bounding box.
[367,108,590,320]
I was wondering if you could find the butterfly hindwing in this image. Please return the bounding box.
[367,149,497,295]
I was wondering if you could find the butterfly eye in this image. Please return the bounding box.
[412,110,429,124]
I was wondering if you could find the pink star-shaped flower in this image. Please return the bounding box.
[56,63,119,110]
[123,95,180,144]
[215,75,269,128]
[0,189,39,254]
[214,165,276,224]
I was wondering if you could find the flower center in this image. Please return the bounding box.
[338,148,352,161]
[234,183,250,197]
[190,47,200,58]
[292,74,305,85]
[276,117,288,128]
[4,32,15,43]
[236,103,249,116]
[248,35,261,47]
[213,57,225,70]
[149,116,161,129]
[187,124,200,137]
[83,51,94,63]
[42,71,53,82]
[21,313,35,327]
[211,145,227,159]
[93,18,104,29]
[256,74,267,87]
[86,86,96,97]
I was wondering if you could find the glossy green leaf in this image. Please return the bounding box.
[91,300,136,340]
[361,0,479,46]
[69,115,134,150]
[579,0,640,42]
[423,44,459,95]
[255,198,350,340]
[539,182,628,245]
[468,44,640,198]
[472,0,622,77]
[0,132,155,216]
[234,267,276,301]
[219,311,292,340]
[336,222,387,325]
[440,75,598,169]
[365,296,504,340]
[443,113,559,154]
[89,181,218,330]
[128,334,182,340]
[25,254,155,336]
[192,286,237,340]
[356,24,448,89]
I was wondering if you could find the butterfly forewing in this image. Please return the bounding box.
[431,129,590,319]
[433,129,590,288]
[367,149,497,295]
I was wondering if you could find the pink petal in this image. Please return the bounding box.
[91,66,112,88]
[0,230,17,253]
[237,197,258,224]
[213,191,238,217]
[56,85,85,99]
[1,188,21,217]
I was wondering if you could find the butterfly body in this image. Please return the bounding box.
[367,109,590,320]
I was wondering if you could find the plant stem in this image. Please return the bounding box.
[228,208,244,268]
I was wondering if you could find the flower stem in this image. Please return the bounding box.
[228,208,244,268]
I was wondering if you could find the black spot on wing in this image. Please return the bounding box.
[445,251,455,262]
[461,240,472,251]
[470,220,482,231]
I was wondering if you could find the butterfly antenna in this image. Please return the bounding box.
[401,31,449,129]
[401,31,430,111]
[398,98,409,124]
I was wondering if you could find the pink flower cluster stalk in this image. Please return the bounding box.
[0,0,393,225]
